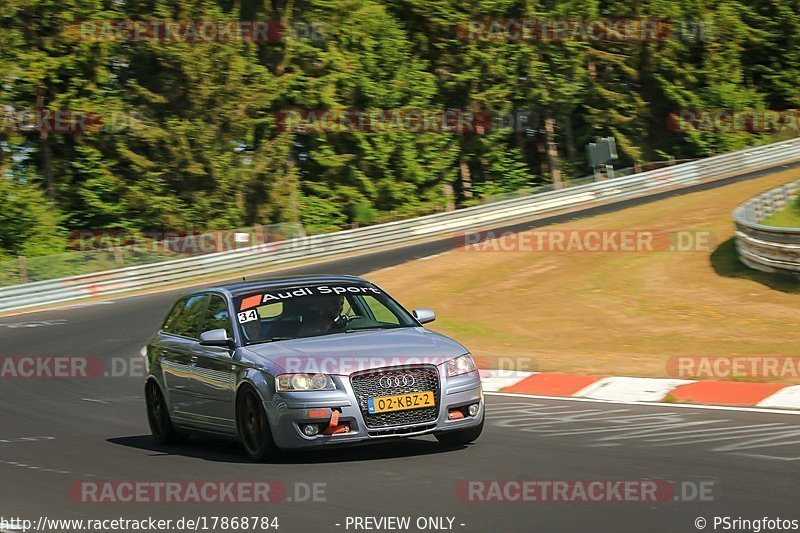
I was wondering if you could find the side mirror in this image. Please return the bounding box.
[200,329,234,348]
[413,308,436,325]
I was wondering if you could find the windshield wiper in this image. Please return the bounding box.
[343,326,405,333]
[248,337,294,345]
[247,328,406,344]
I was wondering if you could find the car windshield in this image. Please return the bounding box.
[233,283,417,345]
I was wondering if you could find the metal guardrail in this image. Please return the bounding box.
[0,223,305,286]
[3,137,800,313]
[733,180,800,276]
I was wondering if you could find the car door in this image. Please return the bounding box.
[187,293,239,430]
[157,294,209,420]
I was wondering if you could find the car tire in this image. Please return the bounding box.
[236,386,278,462]
[435,417,484,446]
[146,380,186,444]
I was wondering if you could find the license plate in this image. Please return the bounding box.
[368,391,435,414]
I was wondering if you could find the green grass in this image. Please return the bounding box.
[761,200,800,228]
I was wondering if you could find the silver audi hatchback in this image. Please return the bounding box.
[143,275,484,460]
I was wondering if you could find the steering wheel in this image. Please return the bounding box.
[332,314,351,330]
[332,314,366,330]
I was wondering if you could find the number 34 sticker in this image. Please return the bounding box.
[237,309,258,324]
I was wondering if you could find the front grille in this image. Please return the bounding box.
[368,423,437,437]
[350,366,440,429]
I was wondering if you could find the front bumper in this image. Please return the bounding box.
[265,367,483,450]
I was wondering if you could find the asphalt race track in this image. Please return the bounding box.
[2,165,799,533]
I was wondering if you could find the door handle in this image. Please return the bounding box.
[191,356,198,367]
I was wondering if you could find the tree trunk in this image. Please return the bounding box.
[443,183,455,211]
[563,115,577,161]
[513,106,524,149]
[36,85,54,200]
[544,114,562,189]
[39,131,54,200]
[459,160,473,200]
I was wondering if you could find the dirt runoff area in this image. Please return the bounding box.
[365,169,800,383]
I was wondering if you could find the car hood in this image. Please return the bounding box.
[241,327,468,375]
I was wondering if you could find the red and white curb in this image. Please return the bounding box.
[479,370,800,410]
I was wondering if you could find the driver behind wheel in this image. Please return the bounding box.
[299,294,345,336]
[242,315,267,342]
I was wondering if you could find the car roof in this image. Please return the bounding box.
[183,275,372,298]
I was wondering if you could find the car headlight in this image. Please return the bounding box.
[447,354,477,377]
[276,373,335,392]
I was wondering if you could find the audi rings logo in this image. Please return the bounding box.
[379,374,416,388]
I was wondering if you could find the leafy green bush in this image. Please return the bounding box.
[0,177,66,258]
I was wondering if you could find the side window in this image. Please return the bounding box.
[161,299,187,333]
[169,295,208,339]
[203,295,233,338]
[341,297,354,317]
[361,295,400,325]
